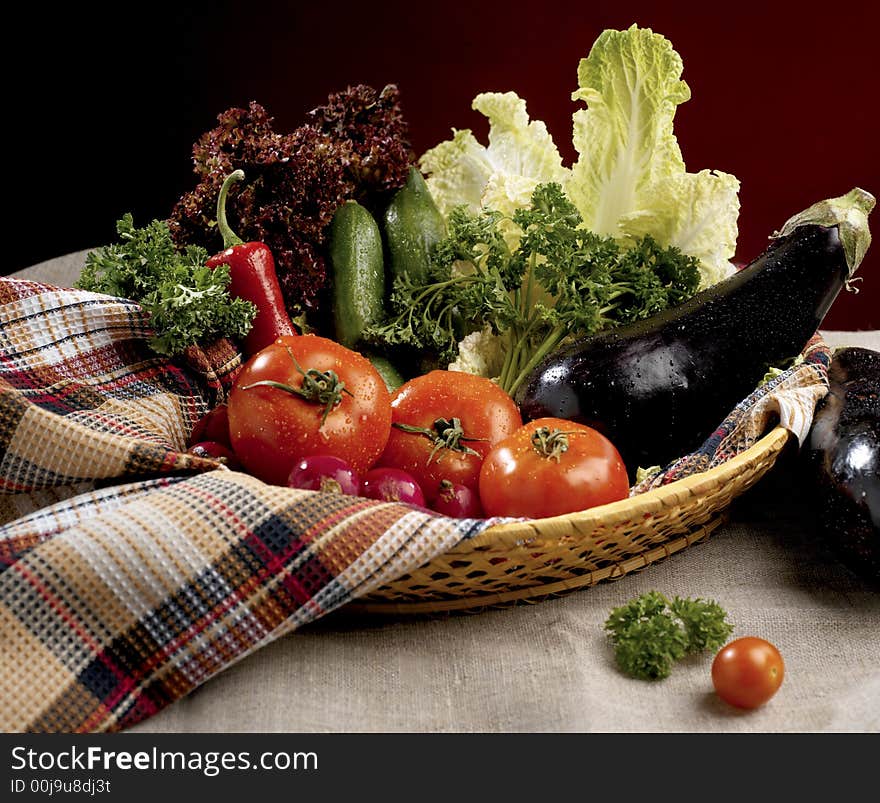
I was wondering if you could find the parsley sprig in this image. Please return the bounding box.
[77,214,256,356]
[604,591,734,681]
[366,183,700,395]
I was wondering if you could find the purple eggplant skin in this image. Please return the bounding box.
[517,223,850,476]
[804,347,879,582]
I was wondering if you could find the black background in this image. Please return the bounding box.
[6,1,878,328]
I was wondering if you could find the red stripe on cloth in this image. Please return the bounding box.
[77,655,147,734]
[11,559,105,657]
[97,492,399,707]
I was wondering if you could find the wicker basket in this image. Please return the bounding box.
[350,425,791,614]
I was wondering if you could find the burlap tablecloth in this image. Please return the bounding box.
[11,251,880,733]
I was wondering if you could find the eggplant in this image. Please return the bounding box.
[804,347,879,582]
[516,188,875,475]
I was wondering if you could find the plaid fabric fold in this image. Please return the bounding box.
[0,278,492,732]
[0,277,830,732]
[0,471,486,732]
[631,335,831,492]
[0,278,241,508]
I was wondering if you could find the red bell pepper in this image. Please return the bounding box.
[207,169,297,357]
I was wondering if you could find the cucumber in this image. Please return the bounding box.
[363,351,405,393]
[516,188,875,475]
[328,200,385,349]
[383,166,447,286]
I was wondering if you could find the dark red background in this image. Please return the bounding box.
[7,1,878,329]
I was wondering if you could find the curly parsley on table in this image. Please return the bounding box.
[604,591,734,680]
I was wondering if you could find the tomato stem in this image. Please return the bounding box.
[393,417,485,464]
[239,345,353,426]
[530,426,576,462]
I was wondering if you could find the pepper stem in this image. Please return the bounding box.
[216,169,246,249]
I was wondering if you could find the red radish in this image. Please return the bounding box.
[187,441,241,470]
[287,455,361,496]
[361,467,426,507]
[189,404,231,448]
[431,480,484,518]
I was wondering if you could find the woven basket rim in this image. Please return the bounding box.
[459,424,791,549]
[349,517,729,615]
[350,425,792,614]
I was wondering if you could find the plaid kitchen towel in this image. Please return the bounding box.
[631,334,831,492]
[0,278,493,732]
[0,277,830,732]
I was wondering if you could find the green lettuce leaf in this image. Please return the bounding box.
[417,128,491,215]
[420,91,570,221]
[619,169,741,287]
[567,24,740,287]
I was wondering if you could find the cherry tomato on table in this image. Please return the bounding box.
[377,370,522,502]
[479,417,629,518]
[227,335,392,485]
[711,637,785,709]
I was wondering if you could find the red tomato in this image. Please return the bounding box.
[479,417,629,518]
[227,335,391,485]
[377,371,522,501]
[711,637,785,709]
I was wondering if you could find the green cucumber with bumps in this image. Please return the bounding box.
[383,166,447,286]
[328,200,385,349]
[363,351,406,393]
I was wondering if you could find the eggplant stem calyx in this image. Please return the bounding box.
[775,187,875,277]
